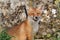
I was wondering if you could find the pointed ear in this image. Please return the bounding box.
[27,7,34,16]
[37,7,42,12]
[37,4,44,10]
[37,7,42,16]
[27,7,33,13]
[37,6,42,10]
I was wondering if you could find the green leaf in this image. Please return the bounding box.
[0,29,12,40]
[46,34,51,38]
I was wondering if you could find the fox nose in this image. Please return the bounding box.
[35,16,38,19]
[33,16,39,21]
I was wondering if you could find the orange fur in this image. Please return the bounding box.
[28,7,41,17]
[7,20,32,40]
[7,7,41,40]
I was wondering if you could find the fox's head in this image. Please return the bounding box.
[28,7,42,21]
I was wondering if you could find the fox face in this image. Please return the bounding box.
[28,7,41,21]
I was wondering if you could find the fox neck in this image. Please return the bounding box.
[28,17,40,33]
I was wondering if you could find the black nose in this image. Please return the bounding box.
[35,17,38,19]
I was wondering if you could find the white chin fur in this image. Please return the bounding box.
[28,16,40,33]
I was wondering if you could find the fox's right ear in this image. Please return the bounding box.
[27,7,33,15]
[28,7,33,11]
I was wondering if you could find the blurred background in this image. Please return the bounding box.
[0,0,60,40]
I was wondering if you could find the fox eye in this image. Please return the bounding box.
[37,13,40,15]
[37,13,40,14]
[32,13,34,14]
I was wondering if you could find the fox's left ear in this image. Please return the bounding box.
[27,7,32,16]
[37,7,42,13]
[37,6,42,10]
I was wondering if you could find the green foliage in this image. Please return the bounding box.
[46,34,51,38]
[51,31,60,40]
[58,37,60,40]
[51,35,60,40]
[0,30,12,40]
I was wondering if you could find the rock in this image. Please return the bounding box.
[52,28,56,32]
